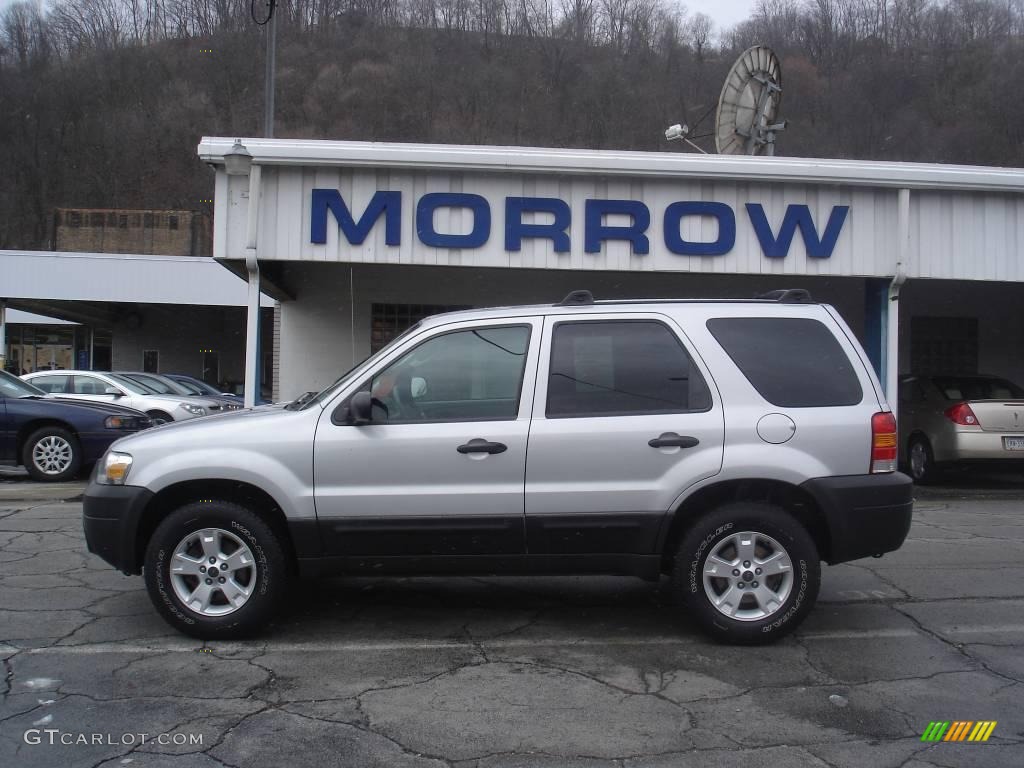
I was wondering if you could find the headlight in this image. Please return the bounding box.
[179,403,207,416]
[97,451,133,485]
[104,415,134,430]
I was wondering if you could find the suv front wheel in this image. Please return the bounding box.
[672,503,820,644]
[144,501,290,639]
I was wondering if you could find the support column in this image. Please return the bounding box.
[244,165,263,409]
[864,278,889,380]
[0,299,6,371]
[886,188,911,417]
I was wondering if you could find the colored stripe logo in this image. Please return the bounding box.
[921,721,997,742]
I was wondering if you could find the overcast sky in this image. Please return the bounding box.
[687,0,757,30]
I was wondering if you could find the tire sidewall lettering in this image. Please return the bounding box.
[689,522,733,594]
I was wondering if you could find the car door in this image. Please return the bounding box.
[313,317,541,557]
[525,313,725,555]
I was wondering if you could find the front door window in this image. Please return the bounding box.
[369,325,531,423]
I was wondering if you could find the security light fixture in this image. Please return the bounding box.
[224,139,253,176]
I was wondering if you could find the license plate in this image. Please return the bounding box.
[1004,437,1024,451]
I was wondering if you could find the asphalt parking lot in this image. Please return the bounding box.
[0,479,1022,768]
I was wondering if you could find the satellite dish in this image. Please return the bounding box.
[715,45,786,156]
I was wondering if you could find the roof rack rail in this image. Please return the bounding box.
[755,289,814,303]
[556,289,595,306]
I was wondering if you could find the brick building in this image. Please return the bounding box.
[52,208,212,256]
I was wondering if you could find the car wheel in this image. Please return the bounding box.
[908,435,941,485]
[22,427,82,482]
[144,501,290,639]
[146,410,174,425]
[671,502,820,644]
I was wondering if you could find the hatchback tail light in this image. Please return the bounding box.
[944,402,979,426]
[871,411,898,473]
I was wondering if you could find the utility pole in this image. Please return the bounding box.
[264,7,276,138]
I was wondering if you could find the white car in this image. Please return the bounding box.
[23,370,216,424]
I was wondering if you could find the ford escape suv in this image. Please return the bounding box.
[83,290,913,644]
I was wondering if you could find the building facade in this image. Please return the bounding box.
[198,138,1024,406]
[53,208,211,257]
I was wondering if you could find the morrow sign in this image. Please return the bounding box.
[310,189,850,259]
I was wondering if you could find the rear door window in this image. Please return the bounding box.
[71,375,112,395]
[546,320,712,418]
[29,374,70,394]
[707,317,863,407]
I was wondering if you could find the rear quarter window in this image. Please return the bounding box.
[707,317,863,407]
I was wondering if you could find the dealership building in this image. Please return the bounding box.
[197,137,1023,405]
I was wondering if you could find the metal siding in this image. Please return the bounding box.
[234,166,1023,282]
[0,251,273,306]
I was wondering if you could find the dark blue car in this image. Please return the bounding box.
[0,370,151,482]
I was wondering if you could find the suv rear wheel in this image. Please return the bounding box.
[672,502,820,644]
[144,501,289,638]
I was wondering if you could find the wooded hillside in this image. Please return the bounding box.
[1,0,1021,249]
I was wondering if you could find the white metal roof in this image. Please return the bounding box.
[4,308,77,325]
[0,250,274,306]
[198,137,1024,193]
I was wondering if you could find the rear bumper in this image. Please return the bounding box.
[801,472,913,564]
[934,431,1024,463]
[82,482,153,575]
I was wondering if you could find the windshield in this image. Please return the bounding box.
[107,373,156,395]
[295,321,423,410]
[127,373,189,396]
[0,369,47,398]
[172,378,205,395]
[934,376,1024,401]
[174,376,220,396]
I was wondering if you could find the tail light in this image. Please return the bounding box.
[871,411,898,473]
[944,402,978,426]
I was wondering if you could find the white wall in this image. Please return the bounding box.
[276,262,868,401]
[111,305,248,384]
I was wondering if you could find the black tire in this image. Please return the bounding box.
[146,410,175,425]
[907,435,942,485]
[671,502,820,644]
[144,500,290,639]
[21,426,82,482]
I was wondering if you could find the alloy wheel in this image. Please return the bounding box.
[702,530,794,621]
[169,528,258,617]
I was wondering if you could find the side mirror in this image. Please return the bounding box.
[104,387,123,397]
[349,391,373,426]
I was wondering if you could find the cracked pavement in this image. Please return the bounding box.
[0,486,1022,767]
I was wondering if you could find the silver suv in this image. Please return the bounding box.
[83,291,913,644]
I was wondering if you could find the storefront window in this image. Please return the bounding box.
[371,303,471,353]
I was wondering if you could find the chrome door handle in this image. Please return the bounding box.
[457,439,508,455]
[648,433,699,449]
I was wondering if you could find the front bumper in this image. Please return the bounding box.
[801,472,913,564]
[82,481,154,574]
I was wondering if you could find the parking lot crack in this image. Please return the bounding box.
[889,603,1024,685]
[792,634,838,684]
[281,706,457,766]
[1,652,16,699]
[844,563,911,598]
